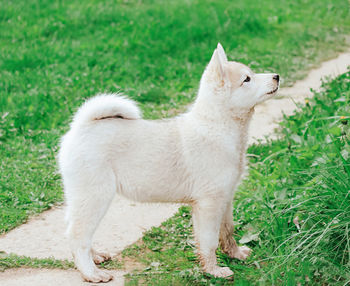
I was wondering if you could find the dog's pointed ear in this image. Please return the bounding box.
[207,47,226,81]
[217,43,228,63]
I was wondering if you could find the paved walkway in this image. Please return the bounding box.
[0,50,349,285]
[0,269,125,286]
[0,196,180,260]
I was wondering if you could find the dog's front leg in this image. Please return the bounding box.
[192,197,233,278]
[219,202,252,260]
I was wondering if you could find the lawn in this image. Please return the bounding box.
[0,0,350,283]
[122,72,350,285]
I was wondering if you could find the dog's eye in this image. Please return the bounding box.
[243,76,251,83]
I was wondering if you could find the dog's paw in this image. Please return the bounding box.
[232,245,252,261]
[92,250,111,264]
[82,269,113,283]
[206,266,233,278]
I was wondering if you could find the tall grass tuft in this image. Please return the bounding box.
[245,71,350,282]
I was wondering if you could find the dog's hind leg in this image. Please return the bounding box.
[192,197,234,278]
[219,202,252,260]
[65,170,116,283]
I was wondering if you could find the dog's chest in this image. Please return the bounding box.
[225,137,247,178]
[190,131,247,178]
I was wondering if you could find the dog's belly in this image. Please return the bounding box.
[113,161,191,203]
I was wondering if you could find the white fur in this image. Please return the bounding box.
[71,94,141,129]
[58,43,279,282]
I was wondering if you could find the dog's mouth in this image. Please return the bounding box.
[266,86,279,95]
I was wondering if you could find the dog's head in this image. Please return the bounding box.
[201,43,279,111]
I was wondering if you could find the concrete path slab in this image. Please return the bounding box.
[0,268,125,286]
[0,195,180,260]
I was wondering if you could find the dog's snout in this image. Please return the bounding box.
[273,74,280,83]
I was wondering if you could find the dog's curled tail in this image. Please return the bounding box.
[71,93,141,128]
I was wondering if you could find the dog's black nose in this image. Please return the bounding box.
[273,74,280,82]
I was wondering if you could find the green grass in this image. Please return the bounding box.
[1,0,350,233]
[122,72,350,285]
[0,130,61,232]
[0,252,74,271]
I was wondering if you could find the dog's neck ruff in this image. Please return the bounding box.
[230,107,254,124]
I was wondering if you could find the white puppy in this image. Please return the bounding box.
[58,43,279,282]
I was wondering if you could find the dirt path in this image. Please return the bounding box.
[0,268,126,286]
[0,196,180,260]
[0,50,349,285]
